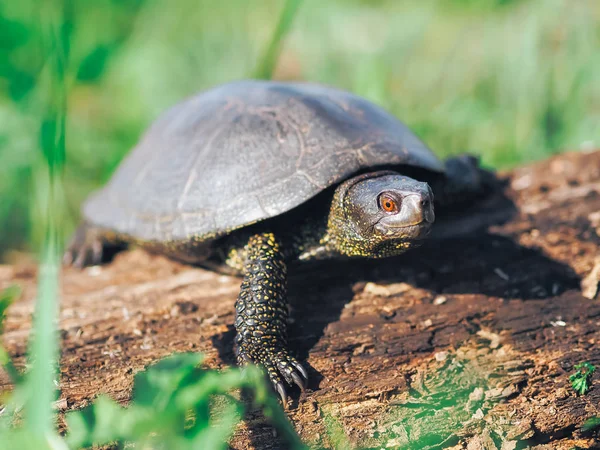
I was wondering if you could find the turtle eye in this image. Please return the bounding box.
[378,193,399,213]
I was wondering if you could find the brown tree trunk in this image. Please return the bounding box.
[1,150,600,449]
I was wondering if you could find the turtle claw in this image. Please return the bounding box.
[291,372,306,392]
[269,356,309,407]
[235,339,308,408]
[292,361,309,382]
[275,381,288,409]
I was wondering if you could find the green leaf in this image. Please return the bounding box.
[76,45,113,83]
[582,416,600,432]
[569,362,596,395]
[66,395,125,448]
[189,399,242,450]
[132,352,204,407]
[8,71,35,101]
[0,428,69,450]
[0,16,29,52]
[65,354,307,449]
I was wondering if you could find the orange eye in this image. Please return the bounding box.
[379,194,398,213]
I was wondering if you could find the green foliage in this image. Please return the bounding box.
[1,352,306,450]
[0,8,35,101]
[582,416,600,432]
[76,45,114,83]
[569,362,596,395]
[0,430,69,450]
[0,4,307,450]
[21,3,69,434]
[0,2,65,440]
[66,353,307,449]
[320,408,352,450]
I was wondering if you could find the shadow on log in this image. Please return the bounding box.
[1,150,600,449]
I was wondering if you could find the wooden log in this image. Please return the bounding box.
[1,150,600,449]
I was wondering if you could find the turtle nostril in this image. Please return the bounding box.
[421,198,430,208]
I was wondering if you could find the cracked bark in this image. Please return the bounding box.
[1,150,600,449]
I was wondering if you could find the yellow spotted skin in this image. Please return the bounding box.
[233,233,306,393]
[325,189,422,259]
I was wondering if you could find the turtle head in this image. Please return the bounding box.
[327,171,434,258]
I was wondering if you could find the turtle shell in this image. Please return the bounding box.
[83,80,444,242]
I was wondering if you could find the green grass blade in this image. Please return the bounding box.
[253,0,303,80]
[26,239,61,433]
[24,2,69,436]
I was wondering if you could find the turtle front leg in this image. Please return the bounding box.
[234,232,308,407]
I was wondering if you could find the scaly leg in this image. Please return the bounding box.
[234,232,308,407]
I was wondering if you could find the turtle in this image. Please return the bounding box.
[64,80,493,406]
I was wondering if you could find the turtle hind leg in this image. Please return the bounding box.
[63,223,127,268]
[433,154,501,208]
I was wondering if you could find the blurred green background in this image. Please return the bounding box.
[1,0,599,260]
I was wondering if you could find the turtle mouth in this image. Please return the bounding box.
[395,221,432,239]
[407,221,432,239]
[385,219,431,230]
[375,219,432,239]
[369,222,431,257]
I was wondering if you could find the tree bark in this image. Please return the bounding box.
[1,150,600,449]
